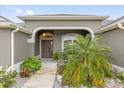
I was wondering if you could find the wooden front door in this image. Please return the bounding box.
[42,40,53,58]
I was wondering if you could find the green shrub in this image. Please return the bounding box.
[62,56,77,87]
[62,35,113,88]
[0,83,4,88]
[20,56,41,77]
[0,66,17,88]
[0,74,16,87]
[116,71,124,84]
[53,52,61,61]
[57,65,65,75]
[53,52,68,63]
[8,70,18,78]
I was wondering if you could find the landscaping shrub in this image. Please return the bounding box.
[0,66,17,88]
[53,52,68,68]
[116,71,124,84]
[8,70,18,78]
[20,56,41,77]
[57,65,65,75]
[0,83,4,88]
[62,35,113,87]
[53,52,61,61]
[53,52,68,62]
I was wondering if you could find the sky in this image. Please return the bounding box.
[0,5,124,22]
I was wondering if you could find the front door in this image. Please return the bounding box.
[42,40,53,58]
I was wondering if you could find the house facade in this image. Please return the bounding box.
[0,14,124,71]
[19,15,107,57]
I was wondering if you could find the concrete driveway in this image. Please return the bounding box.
[21,58,57,88]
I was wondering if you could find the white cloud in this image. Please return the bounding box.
[25,9,34,15]
[16,8,23,13]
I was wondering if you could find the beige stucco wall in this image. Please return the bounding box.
[99,28,124,67]
[24,20,102,32]
[0,29,11,66]
[14,31,32,63]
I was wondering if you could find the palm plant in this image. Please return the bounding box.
[62,35,113,87]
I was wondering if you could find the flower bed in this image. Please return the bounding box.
[53,35,124,88]
[56,68,124,88]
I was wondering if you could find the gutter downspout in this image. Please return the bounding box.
[11,26,20,71]
[118,23,124,30]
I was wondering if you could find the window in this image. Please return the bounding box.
[62,33,79,50]
[64,40,73,47]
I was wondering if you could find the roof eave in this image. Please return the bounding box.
[10,23,31,34]
[0,22,31,34]
[95,24,118,34]
[96,22,124,34]
[18,16,108,21]
[0,22,15,29]
[19,27,31,34]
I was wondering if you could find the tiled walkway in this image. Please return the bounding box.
[21,58,57,88]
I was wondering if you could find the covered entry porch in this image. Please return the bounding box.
[28,27,94,58]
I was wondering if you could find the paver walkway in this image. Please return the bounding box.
[21,58,57,88]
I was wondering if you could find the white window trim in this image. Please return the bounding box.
[61,33,79,50]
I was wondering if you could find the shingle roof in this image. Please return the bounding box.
[101,20,114,27]
[107,16,124,25]
[0,16,11,22]
[100,16,124,28]
[96,16,124,33]
[0,16,31,34]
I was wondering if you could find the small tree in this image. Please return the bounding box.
[62,35,113,87]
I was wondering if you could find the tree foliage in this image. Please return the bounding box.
[62,35,113,87]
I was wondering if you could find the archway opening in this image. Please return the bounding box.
[29,27,94,58]
[34,30,54,58]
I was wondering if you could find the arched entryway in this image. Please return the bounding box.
[34,30,54,58]
[40,32,54,58]
[28,27,95,58]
